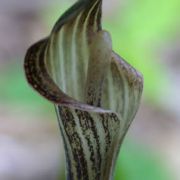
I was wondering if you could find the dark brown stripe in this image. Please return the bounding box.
[55,106,74,180]
[86,0,102,31]
[59,107,89,180]
[99,114,111,153]
[75,109,101,179]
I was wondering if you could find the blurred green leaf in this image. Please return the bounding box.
[104,0,180,102]
[0,62,52,113]
[115,141,171,180]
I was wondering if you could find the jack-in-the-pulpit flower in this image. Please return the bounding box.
[24,0,143,179]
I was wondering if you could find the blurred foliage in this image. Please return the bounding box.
[0,62,54,115]
[115,140,171,180]
[104,0,180,103]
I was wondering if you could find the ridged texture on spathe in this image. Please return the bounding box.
[24,0,143,179]
[56,106,120,180]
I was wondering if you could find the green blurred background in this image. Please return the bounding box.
[0,0,180,179]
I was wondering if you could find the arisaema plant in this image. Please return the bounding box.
[24,0,143,179]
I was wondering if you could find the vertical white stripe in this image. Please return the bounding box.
[71,14,82,99]
[108,71,115,111]
[58,28,66,92]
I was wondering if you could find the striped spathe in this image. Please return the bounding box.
[24,0,143,179]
